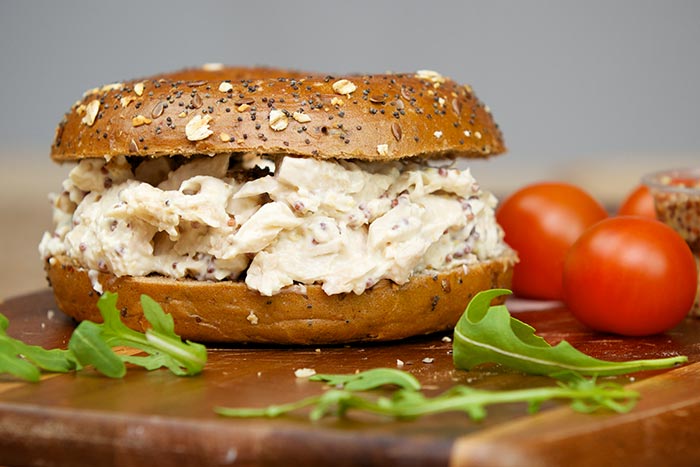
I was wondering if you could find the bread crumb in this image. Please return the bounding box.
[330,97,344,107]
[332,79,357,96]
[47,310,55,320]
[246,310,258,325]
[396,359,405,368]
[438,97,446,107]
[376,144,389,156]
[81,100,100,126]
[441,336,452,343]
[292,111,311,123]
[132,115,152,127]
[237,103,250,112]
[433,131,443,139]
[269,109,288,131]
[294,368,316,378]
[185,115,213,141]
[218,81,233,93]
[219,132,232,142]
[133,82,145,96]
[315,348,321,353]
[422,357,435,364]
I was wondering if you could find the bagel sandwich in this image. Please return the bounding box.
[40,65,515,344]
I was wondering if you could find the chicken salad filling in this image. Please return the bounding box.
[40,153,510,296]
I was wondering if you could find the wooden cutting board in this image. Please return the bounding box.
[1,290,699,466]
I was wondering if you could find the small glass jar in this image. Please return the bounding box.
[643,168,700,316]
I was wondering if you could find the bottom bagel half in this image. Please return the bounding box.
[46,254,515,345]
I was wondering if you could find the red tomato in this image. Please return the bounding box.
[563,217,697,336]
[496,183,607,300]
[617,185,656,218]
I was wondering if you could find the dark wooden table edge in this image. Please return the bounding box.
[0,398,456,467]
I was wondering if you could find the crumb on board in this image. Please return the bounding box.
[294,368,316,378]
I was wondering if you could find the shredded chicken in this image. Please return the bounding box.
[40,153,508,296]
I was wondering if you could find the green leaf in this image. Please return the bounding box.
[69,321,126,378]
[215,370,640,421]
[215,395,324,418]
[452,289,688,377]
[121,354,188,375]
[0,293,207,381]
[310,368,422,391]
[12,344,76,373]
[140,294,175,335]
[92,292,207,376]
[144,330,207,375]
[0,341,41,382]
[0,312,77,381]
[96,292,144,343]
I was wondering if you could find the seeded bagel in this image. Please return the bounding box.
[51,67,504,162]
[42,65,513,344]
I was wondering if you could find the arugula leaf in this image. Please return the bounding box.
[452,289,688,377]
[13,346,77,374]
[215,369,639,421]
[70,320,126,378]
[140,295,175,335]
[0,292,207,381]
[310,368,421,391]
[0,341,42,382]
[0,312,77,382]
[81,292,207,376]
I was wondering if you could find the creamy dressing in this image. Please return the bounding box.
[40,153,509,296]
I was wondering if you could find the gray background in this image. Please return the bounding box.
[0,0,699,297]
[1,1,699,172]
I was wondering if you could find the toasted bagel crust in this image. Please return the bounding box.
[46,254,514,344]
[51,66,504,162]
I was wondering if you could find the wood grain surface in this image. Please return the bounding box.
[0,290,699,466]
